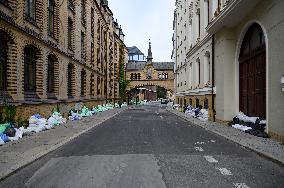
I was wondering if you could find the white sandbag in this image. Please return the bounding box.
[0,138,4,145]
[232,124,252,132]
[29,117,38,124]
[236,112,258,123]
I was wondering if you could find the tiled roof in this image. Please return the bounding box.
[127,46,144,55]
[126,61,174,70]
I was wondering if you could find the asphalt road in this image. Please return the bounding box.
[0,105,284,188]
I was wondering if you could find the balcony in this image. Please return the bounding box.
[206,0,262,34]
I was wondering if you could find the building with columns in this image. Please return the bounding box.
[173,0,214,119]
[0,0,127,119]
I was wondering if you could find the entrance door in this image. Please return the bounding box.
[239,23,266,118]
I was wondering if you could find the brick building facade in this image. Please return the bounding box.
[0,0,127,119]
[126,42,174,101]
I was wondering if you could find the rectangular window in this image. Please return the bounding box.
[81,32,85,60]
[25,0,36,23]
[81,0,86,25]
[91,8,94,38]
[91,42,94,66]
[68,18,73,50]
[47,57,55,93]
[48,0,55,37]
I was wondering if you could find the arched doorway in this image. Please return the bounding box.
[239,23,266,118]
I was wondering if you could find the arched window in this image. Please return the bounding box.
[48,0,55,37]
[81,69,86,96]
[47,55,56,94]
[67,63,74,97]
[0,34,7,91]
[138,73,141,80]
[130,73,133,80]
[24,46,37,92]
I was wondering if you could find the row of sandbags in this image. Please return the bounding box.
[68,103,127,121]
[184,105,209,121]
[230,112,268,138]
[0,112,67,145]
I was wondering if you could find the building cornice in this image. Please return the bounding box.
[186,33,212,58]
[206,0,261,34]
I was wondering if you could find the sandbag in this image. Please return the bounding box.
[0,133,9,142]
[0,123,10,134]
[4,127,16,137]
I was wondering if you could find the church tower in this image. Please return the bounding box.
[146,39,153,65]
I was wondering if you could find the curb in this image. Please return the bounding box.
[166,108,284,166]
[0,108,126,181]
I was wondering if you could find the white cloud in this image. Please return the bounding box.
[109,0,175,62]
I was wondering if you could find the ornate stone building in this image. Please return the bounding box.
[126,42,174,101]
[0,0,127,119]
[173,0,214,119]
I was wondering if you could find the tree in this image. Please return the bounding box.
[118,45,130,101]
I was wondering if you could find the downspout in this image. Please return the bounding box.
[212,34,216,122]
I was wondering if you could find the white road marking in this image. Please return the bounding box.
[194,147,204,152]
[204,156,218,163]
[195,142,206,145]
[160,116,163,119]
[233,183,250,188]
[210,140,216,143]
[216,167,232,175]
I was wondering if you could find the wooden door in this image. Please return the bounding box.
[239,24,266,118]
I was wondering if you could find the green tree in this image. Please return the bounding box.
[119,45,130,101]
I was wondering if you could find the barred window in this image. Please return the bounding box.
[67,64,74,97]
[25,0,36,22]
[97,76,100,95]
[81,0,86,25]
[91,42,94,66]
[47,55,55,93]
[0,35,7,91]
[90,73,94,96]
[68,18,73,50]
[24,46,37,92]
[48,0,55,37]
[91,8,94,38]
[81,32,86,60]
[81,69,86,96]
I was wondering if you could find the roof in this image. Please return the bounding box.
[127,46,144,55]
[126,61,174,70]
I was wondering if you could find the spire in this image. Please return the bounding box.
[147,39,153,64]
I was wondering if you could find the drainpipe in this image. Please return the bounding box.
[212,34,216,122]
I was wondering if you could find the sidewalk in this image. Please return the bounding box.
[167,108,284,165]
[0,107,126,180]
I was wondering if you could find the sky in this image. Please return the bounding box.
[108,0,175,62]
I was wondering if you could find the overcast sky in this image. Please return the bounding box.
[108,0,175,62]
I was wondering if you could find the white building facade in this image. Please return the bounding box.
[173,0,215,119]
[206,0,284,142]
